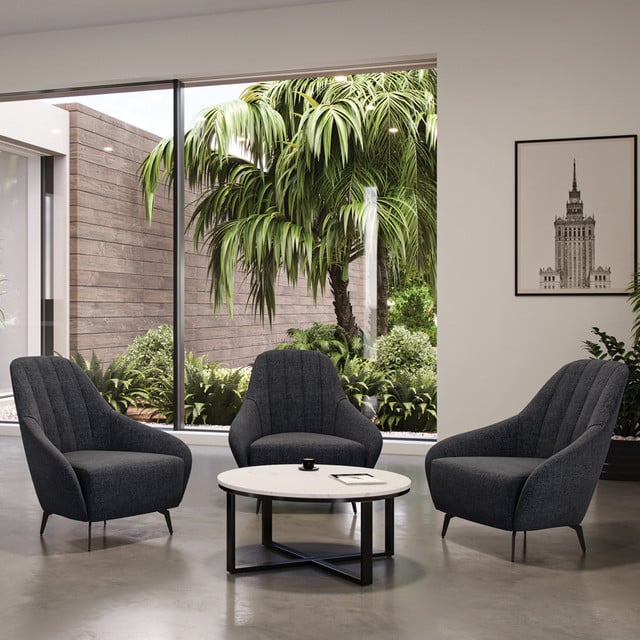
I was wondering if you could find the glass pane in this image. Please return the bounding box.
[175,72,438,436]
[0,150,29,395]
[56,90,175,426]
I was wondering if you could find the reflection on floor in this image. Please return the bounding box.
[0,435,639,640]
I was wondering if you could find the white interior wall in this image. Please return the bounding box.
[0,0,637,437]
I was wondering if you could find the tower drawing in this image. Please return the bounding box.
[539,161,611,290]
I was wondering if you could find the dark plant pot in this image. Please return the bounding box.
[600,439,640,481]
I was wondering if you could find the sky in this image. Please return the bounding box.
[47,83,252,138]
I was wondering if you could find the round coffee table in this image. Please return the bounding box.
[218,464,411,586]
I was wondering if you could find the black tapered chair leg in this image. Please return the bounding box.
[511,531,517,562]
[570,525,586,553]
[40,512,50,536]
[351,502,357,515]
[441,514,452,538]
[88,522,92,552]
[256,498,262,514]
[160,510,173,535]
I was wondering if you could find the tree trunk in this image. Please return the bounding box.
[329,264,359,339]
[376,242,389,336]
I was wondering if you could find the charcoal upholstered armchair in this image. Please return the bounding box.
[425,359,628,562]
[10,356,192,551]
[229,349,382,470]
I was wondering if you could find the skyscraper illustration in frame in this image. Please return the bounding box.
[515,135,637,295]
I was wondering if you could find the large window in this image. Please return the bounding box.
[1,68,437,438]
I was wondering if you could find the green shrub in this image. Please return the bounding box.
[150,352,249,425]
[276,322,362,368]
[339,357,390,414]
[122,324,174,379]
[374,326,436,376]
[376,370,437,432]
[388,283,437,344]
[71,351,147,414]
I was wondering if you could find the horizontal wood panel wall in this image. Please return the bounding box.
[64,103,365,368]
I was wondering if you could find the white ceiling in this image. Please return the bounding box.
[0,0,338,37]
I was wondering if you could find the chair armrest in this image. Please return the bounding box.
[106,412,192,493]
[19,415,88,521]
[334,399,383,468]
[514,423,611,530]
[228,399,263,467]
[425,416,521,484]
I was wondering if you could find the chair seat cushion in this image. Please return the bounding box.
[248,432,367,466]
[429,456,545,531]
[65,450,185,522]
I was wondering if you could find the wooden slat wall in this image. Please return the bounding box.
[65,103,365,368]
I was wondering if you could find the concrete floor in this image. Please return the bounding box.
[1,435,639,640]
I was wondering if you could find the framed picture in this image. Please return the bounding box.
[515,134,637,295]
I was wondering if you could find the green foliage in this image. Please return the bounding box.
[71,351,147,414]
[338,356,390,414]
[388,282,437,344]
[275,323,438,431]
[628,272,640,346]
[376,370,437,432]
[139,71,437,336]
[584,327,639,437]
[151,352,250,425]
[374,326,436,376]
[276,322,362,368]
[122,324,174,379]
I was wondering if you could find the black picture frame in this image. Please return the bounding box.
[515,134,637,295]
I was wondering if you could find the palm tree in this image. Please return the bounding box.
[139,70,437,337]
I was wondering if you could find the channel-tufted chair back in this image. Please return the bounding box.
[10,355,112,452]
[244,349,346,436]
[517,358,627,458]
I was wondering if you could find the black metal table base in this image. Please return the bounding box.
[225,493,396,586]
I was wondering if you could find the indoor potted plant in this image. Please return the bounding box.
[584,275,640,480]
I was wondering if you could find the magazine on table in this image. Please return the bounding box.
[331,473,386,485]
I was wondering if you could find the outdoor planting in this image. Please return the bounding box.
[74,320,437,432]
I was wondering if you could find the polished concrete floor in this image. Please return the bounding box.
[1,434,639,640]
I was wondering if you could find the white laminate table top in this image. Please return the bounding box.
[217,464,411,501]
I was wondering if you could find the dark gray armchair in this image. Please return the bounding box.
[10,356,192,551]
[229,349,382,469]
[425,359,627,561]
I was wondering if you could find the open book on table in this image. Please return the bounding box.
[330,473,386,485]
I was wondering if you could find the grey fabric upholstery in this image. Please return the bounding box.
[10,356,192,537]
[229,350,382,469]
[425,359,628,556]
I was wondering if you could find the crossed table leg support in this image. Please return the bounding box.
[225,494,396,586]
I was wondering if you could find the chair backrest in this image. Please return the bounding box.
[518,358,628,457]
[10,356,111,452]
[245,350,346,435]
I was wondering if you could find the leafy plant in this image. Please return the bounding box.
[140,71,437,338]
[376,370,437,432]
[584,327,640,437]
[338,356,390,414]
[276,322,362,369]
[388,282,437,345]
[374,326,437,376]
[71,351,147,414]
[583,273,640,438]
[122,324,174,379]
[151,352,249,425]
